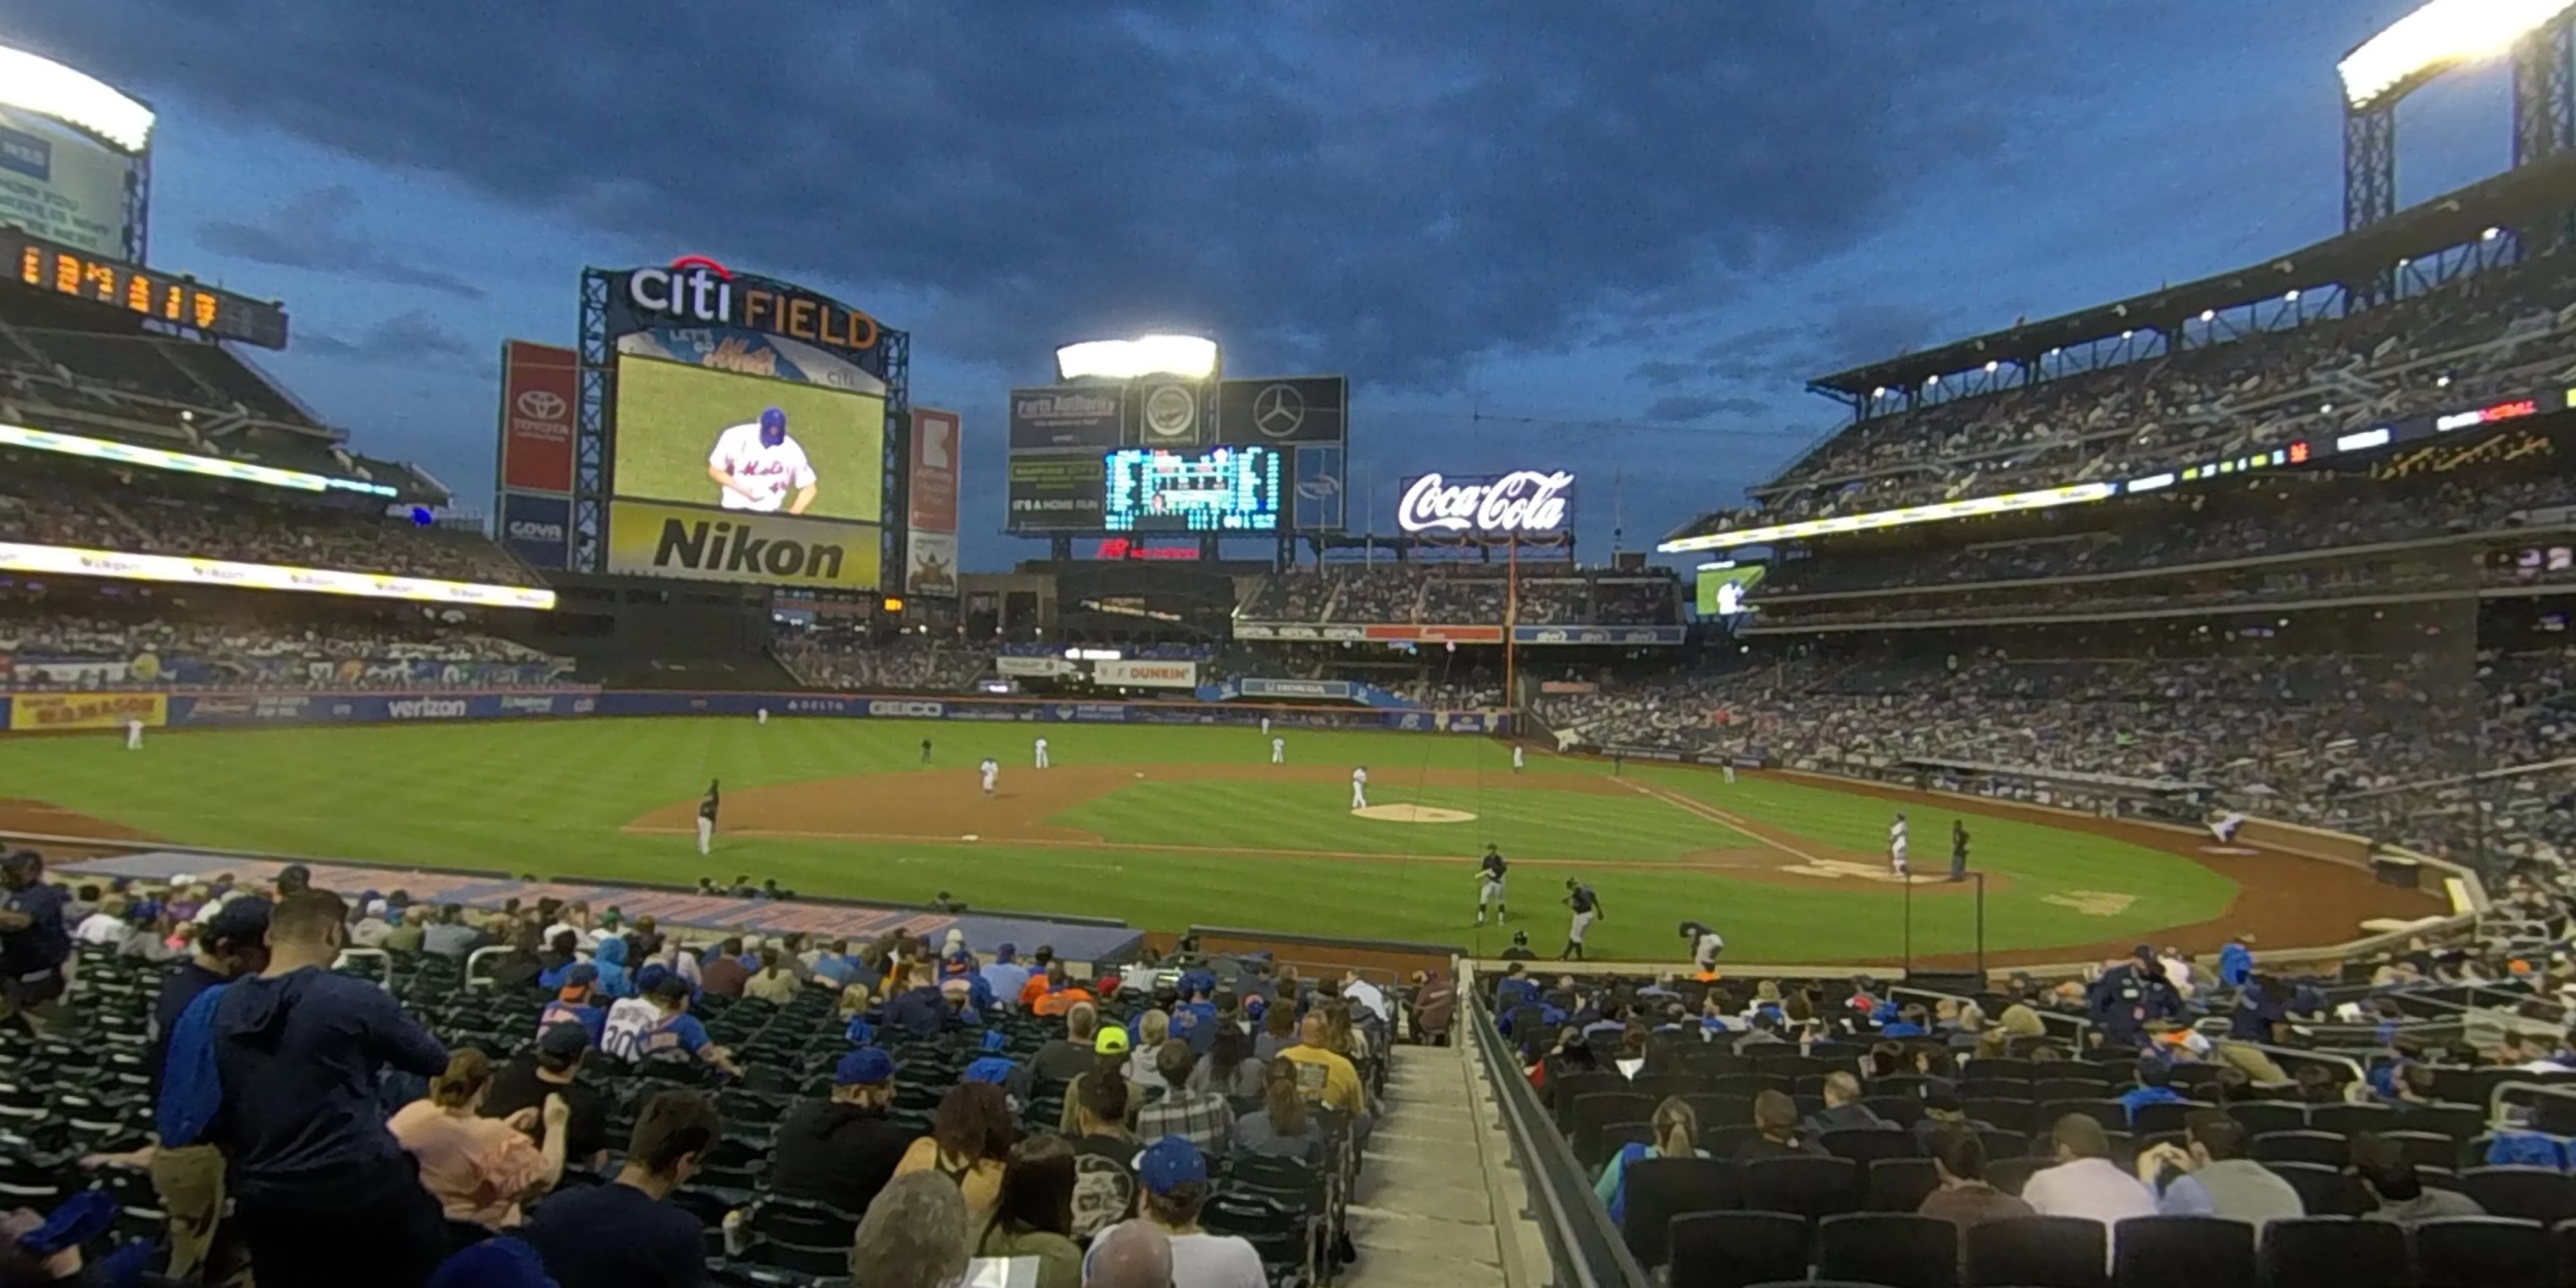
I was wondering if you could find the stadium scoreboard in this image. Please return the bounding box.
[2,227,291,349]
[1102,445,1280,533]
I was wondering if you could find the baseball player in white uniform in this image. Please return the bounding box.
[125,717,143,751]
[1512,745,1524,772]
[1034,736,1051,769]
[2209,810,2246,845]
[756,708,769,726]
[980,758,999,797]
[1890,812,1910,877]
[1350,766,1368,810]
[1270,736,1285,765]
[1260,716,1271,737]
[706,406,819,514]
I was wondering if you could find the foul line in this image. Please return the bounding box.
[619,823,1774,874]
[1618,776,1845,871]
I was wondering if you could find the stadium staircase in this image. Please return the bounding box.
[1343,1042,1541,1288]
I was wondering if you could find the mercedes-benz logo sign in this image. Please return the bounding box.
[1144,384,1196,439]
[515,390,567,419]
[1252,383,1307,438]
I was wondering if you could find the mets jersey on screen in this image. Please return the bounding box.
[708,422,817,512]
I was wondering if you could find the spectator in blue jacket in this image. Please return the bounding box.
[2116,1059,2190,1124]
[208,889,452,1288]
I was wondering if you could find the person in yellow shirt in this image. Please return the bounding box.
[1276,1013,1365,1117]
[743,947,802,1004]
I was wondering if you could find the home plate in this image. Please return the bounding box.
[1352,803,1476,824]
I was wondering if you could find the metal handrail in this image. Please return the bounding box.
[331,947,395,994]
[1464,987,1647,1288]
[464,945,514,991]
[2487,1079,2576,1130]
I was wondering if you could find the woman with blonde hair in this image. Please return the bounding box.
[387,1049,568,1229]
[1594,1097,1702,1223]
[1124,1010,1172,1091]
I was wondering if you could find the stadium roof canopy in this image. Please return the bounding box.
[1807,149,2576,399]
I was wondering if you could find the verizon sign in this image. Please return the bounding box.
[1399,471,1575,536]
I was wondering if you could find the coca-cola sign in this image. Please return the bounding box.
[1398,471,1576,536]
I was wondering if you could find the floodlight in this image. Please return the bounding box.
[2338,0,2576,108]
[0,47,154,153]
[1054,335,1219,381]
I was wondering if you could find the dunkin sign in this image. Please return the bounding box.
[1398,470,1575,536]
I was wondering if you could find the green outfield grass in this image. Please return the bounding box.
[0,719,2238,962]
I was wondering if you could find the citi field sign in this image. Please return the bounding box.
[619,255,882,354]
[1398,470,1576,536]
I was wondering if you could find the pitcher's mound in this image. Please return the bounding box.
[1353,803,1477,824]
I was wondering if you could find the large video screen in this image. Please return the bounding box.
[613,355,884,524]
[1695,564,1766,617]
[1102,445,1280,534]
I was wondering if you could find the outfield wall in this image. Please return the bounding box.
[0,688,1508,735]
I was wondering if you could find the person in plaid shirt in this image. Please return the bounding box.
[1133,1041,1235,1158]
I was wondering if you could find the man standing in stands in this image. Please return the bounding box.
[1560,879,1602,961]
[697,780,719,858]
[205,889,452,1287]
[522,1090,723,1288]
[1474,845,1508,926]
[0,851,70,1036]
[769,1048,911,1215]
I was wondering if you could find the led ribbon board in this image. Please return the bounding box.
[1659,483,2116,552]
[0,541,557,609]
[0,424,397,497]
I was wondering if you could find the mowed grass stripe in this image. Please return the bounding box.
[0,717,2236,961]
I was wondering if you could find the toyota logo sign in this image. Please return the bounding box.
[515,390,567,420]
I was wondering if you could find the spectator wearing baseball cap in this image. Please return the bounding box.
[538,964,607,1047]
[72,894,273,1281]
[1088,1138,1265,1288]
[0,850,71,1036]
[485,1023,613,1171]
[1058,1023,1138,1135]
[273,863,313,897]
[770,1047,911,1215]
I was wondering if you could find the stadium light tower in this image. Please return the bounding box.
[1054,335,1219,382]
[0,45,156,261]
[2339,0,2576,230]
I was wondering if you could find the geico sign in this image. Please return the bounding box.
[506,519,564,543]
[1399,470,1574,535]
[867,700,945,718]
[626,255,881,353]
[386,698,469,719]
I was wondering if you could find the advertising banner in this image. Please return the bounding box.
[1240,678,1355,701]
[1009,387,1124,453]
[1216,376,1347,446]
[1094,659,1198,688]
[1292,445,1346,531]
[1397,471,1575,539]
[603,258,890,374]
[499,491,572,569]
[1513,625,1688,646]
[1232,623,1367,641]
[9,691,164,732]
[1006,455,1106,531]
[0,106,136,258]
[906,408,962,597]
[498,341,580,494]
[997,657,1076,678]
[0,541,556,609]
[605,500,881,591]
[1126,377,1213,449]
[614,353,886,525]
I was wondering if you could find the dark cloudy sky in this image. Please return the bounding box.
[3,1,2521,568]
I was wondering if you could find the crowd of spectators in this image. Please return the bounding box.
[779,634,999,692]
[0,468,531,586]
[1535,647,2576,869]
[1676,246,2576,542]
[1238,564,1679,625]
[0,606,567,691]
[0,856,1396,1288]
[1762,473,2576,601]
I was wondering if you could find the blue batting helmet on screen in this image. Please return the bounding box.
[758,406,788,447]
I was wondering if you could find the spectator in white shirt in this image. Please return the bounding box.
[2022,1114,2157,1232]
[1339,970,1387,1024]
[1086,1138,1265,1288]
[73,898,131,947]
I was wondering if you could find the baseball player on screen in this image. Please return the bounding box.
[707,406,818,514]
